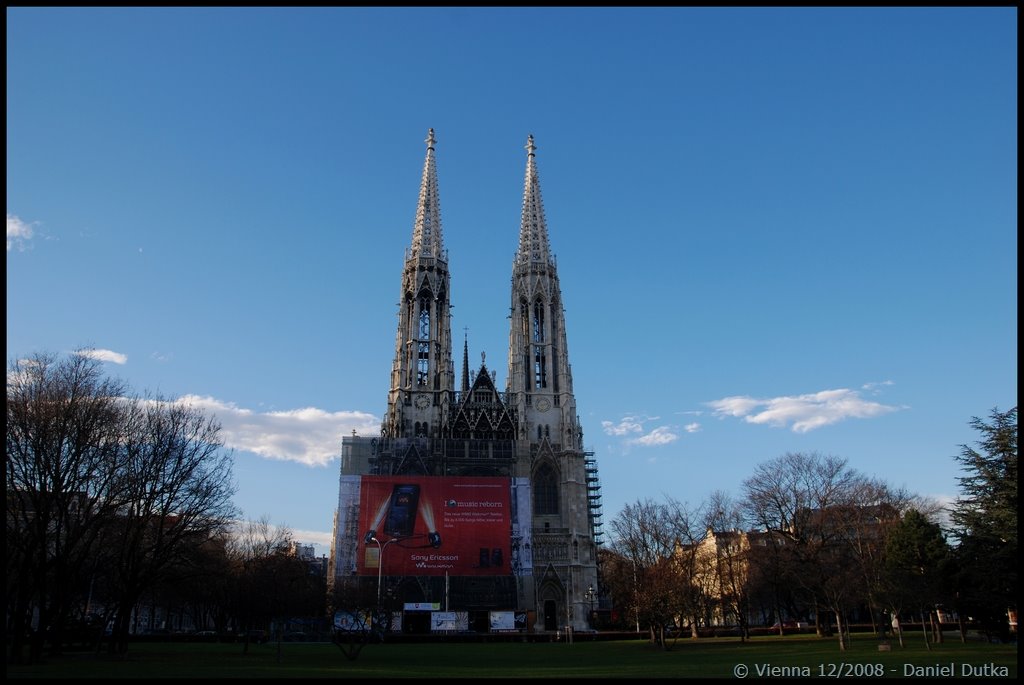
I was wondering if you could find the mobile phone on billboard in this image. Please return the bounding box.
[384,484,420,538]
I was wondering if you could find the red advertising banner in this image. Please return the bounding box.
[356,476,511,577]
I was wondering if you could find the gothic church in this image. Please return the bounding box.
[330,130,602,633]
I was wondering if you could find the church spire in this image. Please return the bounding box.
[382,129,454,440]
[516,134,552,266]
[461,331,470,394]
[507,133,580,448]
[410,128,444,259]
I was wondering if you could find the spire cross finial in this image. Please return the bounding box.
[481,351,486,365]
[426,128,436,150]
[526,134,536,157]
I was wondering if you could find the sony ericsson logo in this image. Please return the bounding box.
[446,499,503,508]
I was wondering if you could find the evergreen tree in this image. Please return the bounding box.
[881,509,951,647]
[949,406,1017,637]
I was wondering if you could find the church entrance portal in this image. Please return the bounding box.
[543,600,557,631]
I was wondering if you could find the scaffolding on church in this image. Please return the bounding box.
[584,450,603,547]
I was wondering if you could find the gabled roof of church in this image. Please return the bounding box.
[450,352,517,436]
[409,128,445,261]
[466,354,500,398]
[394,442,429,475]
[516,134,552,267]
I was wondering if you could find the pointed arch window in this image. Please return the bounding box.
[520,301,531,388]
[417,295,431,386]
[533,300,547,389]
[532,300,545,343]
[534,347,547,389]
[419,301,431,338]
[534,462,559,515]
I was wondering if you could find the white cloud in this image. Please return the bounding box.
[177,395,379,467]
[631,426,679,446]
[862,380,895,393]
[291,528,334,555]
[706,396,763,418]
[7,214,35,251]
[76,348,128,365]
[929,494,957,531]
[603,415,681,447]
[684,422,701,433]
[707,386,904,433]
[601,417,644,436]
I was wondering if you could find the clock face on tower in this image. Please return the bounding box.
[415,394,430,409]
[536,398,551,412]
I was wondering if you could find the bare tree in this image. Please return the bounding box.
[742,452,867,651]
[607,497,708,649]
[6,350,129,664]
[230,516,292,561]
[227,517,293,653]
[704,491,753,640]
[102,393,237,654]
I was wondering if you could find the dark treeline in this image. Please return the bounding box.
[600,408,1016,651]
[6,350,324,665]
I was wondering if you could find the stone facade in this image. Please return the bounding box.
[330,131,601,632]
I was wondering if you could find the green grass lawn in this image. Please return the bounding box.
[6,633,1017,679]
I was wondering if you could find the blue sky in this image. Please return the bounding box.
[7,7,1017,556]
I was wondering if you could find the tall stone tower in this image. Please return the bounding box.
[330,131,601,634]
[507,135,598,632]
[382,128,455,441]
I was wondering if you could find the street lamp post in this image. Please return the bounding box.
[364,531,398,605]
